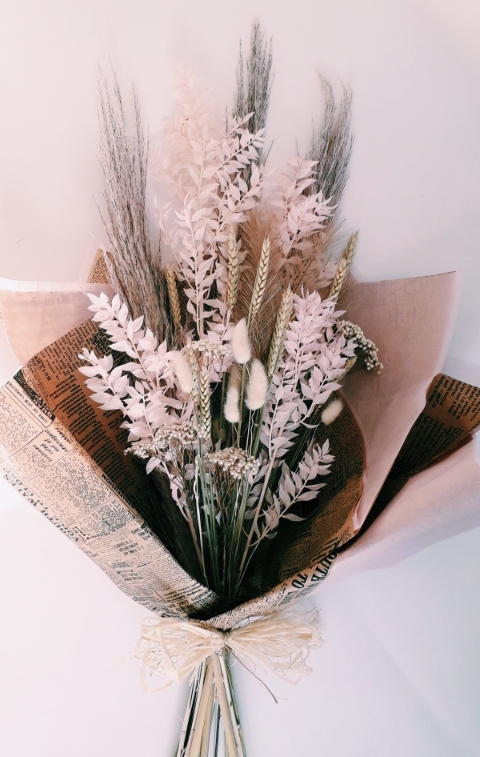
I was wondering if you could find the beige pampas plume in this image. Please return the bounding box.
[170,351,194,394]
[321,398,344,425]
[224,364,241,423]
[245,359,268,410]
[231,318,251,364]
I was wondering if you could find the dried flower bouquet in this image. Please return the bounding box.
[3,22,475,757]
[75,24,382,755]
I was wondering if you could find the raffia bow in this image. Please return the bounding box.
[134,609,323,684]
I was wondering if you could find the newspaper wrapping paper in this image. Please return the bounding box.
[1,267,480,632]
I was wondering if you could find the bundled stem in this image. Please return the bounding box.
[175,655,246,757]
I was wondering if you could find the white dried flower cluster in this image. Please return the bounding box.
[340,320,382,372]
[187,340,231,360]
[206,448,260,480]
[129,421,207,459]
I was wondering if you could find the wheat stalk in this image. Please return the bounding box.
[199,364,212,437]
[266,287,294,379]
[226,226,239,309]
[165,264,182,332]
[328,231,358,300]
[248,235,270,330]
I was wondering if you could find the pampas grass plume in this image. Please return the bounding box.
[170,351,194,394]
[231,318,251,364]
[245,359,268,410]
[321,398,343,425]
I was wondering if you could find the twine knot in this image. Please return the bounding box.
[134,609,322,684]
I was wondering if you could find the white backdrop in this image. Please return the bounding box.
[1,1,480,755]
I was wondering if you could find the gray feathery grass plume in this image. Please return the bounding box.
[234,21,273,179]
[285,75,353,294]
[310,74,354,209]
[97,69,171,343]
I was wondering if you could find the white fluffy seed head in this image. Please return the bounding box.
[231,318,251,364]
[224,365,241,423]
[224,386,240,423]
[321,398,344,425]
[245,359,268,411]
[228,363,241,390]
[170,351,194,394]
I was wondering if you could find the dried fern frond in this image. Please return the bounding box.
[97,69,171,343]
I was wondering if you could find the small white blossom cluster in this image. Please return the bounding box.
[188,340,230,360]
[340,320,383,372]
[205,448,260,480]
[128,421,207,459]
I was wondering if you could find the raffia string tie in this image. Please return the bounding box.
[134,609,323,684]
